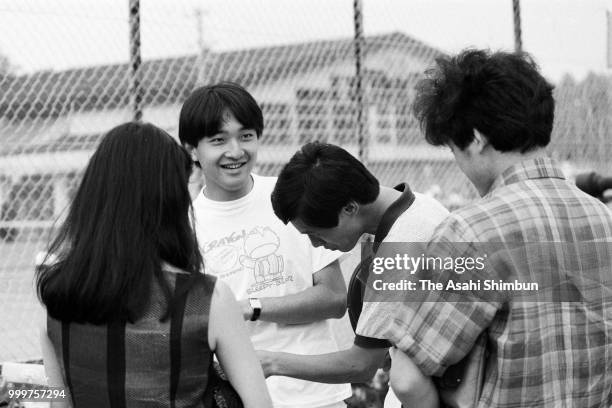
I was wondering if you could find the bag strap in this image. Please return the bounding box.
[372,183,415,252]
[356,183,416,284]
[347,183,416,330]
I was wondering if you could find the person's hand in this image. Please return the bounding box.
[237,299,253,321]
[256,350,276,378]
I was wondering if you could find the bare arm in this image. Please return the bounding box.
[209,280,273,408]
[238,259,346,324]
[40,320,72,408]
[389,346,439,408]
[258,343,387,384]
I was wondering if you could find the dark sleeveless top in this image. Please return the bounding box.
[47,272,216,408]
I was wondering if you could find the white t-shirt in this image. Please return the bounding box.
[193,174,352,408]
[385,191,449,241]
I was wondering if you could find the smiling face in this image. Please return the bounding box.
[192,110,259,201]
[291,208,364,252]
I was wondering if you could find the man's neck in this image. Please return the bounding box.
[479,148,545,196]
[360,186,402,235]
[203,175,255,202]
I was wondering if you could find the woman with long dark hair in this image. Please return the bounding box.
[36,122,271,408]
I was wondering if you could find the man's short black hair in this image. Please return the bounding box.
[272,142,380,228]
[413,49,555,152]
[179,82,264,148]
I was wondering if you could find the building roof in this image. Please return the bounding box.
[0,32,441,157]
[0,32,440,121]
[199,31,440,87]
[0,55,199,121]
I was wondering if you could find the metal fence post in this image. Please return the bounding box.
[512,0,523,52]
[353,0,368,164]
[129,0,143,122]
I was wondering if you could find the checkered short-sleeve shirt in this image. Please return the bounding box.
[357,157,612,407]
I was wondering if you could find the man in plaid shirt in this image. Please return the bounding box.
[356,49,612,406]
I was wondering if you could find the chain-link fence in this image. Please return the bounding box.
[1,0,611,364]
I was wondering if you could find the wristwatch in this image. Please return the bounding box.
[249,298,262,321]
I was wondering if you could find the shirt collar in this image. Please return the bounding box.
[486,156,566,196]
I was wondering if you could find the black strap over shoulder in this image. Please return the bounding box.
[372,183,415,252]
[347,183,416,334]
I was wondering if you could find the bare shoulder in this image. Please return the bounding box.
[211,279,236,305]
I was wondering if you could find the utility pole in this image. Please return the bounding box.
[128,0,143,121]
[353,0,368,164]
[512,0,523,52]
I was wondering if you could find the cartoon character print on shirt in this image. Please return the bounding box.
[204,243,241,279]
[240,226,293,294]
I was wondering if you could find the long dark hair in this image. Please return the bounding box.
[36,122,203,324]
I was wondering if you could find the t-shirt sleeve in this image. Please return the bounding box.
[356,301,401,342]
[310,246,343,275]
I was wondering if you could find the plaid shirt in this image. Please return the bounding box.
[357,157,612,407]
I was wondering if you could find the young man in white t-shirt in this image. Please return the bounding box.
[264,141,449,408]
[178,82,352,408]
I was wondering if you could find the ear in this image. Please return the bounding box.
[184,144,200,167]
[341,200,359,217]
[472,129,490,154]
